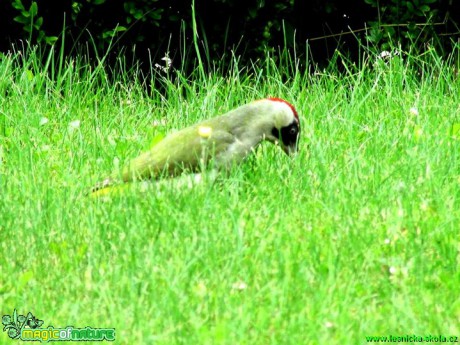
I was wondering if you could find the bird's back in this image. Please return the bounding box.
[120,118,236,181]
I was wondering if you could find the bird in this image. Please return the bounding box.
[90,97,300,195]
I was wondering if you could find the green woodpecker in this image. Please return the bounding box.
[91,98,300,194]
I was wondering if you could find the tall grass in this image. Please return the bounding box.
[0,38,459,344]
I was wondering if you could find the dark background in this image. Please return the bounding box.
[1,0,459,70]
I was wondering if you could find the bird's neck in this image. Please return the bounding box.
[227,112,274,154]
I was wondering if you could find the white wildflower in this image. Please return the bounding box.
[68,120,81,133]
[39,117,49,126]
[324,321,334,328]
[380,51,392,59]
[409,107,419,116]
[231,281,248,291]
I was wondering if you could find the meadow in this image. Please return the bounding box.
[0,42,459,344]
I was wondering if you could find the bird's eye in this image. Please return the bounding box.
[277,122,299,147]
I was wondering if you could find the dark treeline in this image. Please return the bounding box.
[1,0,459,70]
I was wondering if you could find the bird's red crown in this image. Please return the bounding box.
[267,97,299,121]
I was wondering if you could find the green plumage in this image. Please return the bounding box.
[90,98,300,196]
[121,120,235,181]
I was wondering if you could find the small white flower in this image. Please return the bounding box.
[380,50,391,59]
[389,266,397,275]
[324,321,334,328]
[384,238,391,245]
[39,117,49,126]
[155,54,172,73]
[69,120,81,128]
[68,120,81,131]
[231,281,247,291]
[68,120,81,134]
[161,56,172,68]
[409,107,419,116]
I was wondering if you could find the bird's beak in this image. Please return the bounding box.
[282,144,298,156]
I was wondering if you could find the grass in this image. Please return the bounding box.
[0,42,459,344]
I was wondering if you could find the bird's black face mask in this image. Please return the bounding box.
[272,121,300,155]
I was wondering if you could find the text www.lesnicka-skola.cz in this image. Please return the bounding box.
[365,335,458,343]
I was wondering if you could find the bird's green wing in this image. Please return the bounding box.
[120,125,235,182]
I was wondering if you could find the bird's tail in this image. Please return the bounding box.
[89,177,128,197]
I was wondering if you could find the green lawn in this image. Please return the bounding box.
[1,45,459,344]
